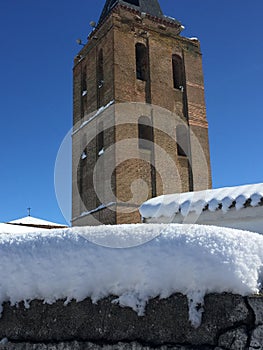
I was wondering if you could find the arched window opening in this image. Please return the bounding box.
[136,43,148,81]
[176,125,189,157]
[98,49,104,88]
[172,54,184,90]
[138,116,152,150]
[123,0,140,5]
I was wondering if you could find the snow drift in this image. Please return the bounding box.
[0,223,262,327]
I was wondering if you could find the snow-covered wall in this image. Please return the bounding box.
[0,223,263,348]
[0,223,263,324]
[145,205,263,234]
[140,183,263,234]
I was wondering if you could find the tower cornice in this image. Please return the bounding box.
[94,2,183,35]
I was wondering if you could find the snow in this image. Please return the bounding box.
[98,148,104,156]
[164,15,177,21]
[82,90,87,96]
[72,100,114,135]
[163,15,182,27]
[0,223,43,234]
[140,183,263,219]
[8,216,66,227]
[81,151,87,160]
[72,202,116,221]
[0,223,262,328]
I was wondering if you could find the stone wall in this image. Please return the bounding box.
[0,294,262,349]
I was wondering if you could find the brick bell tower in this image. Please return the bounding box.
[72,0,212,226]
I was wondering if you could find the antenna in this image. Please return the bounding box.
[27,207,31,217]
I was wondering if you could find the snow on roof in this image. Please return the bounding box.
[139,183,263,219]
[0,223,44,234]
[8,216,67,228]
[0,223,262,328]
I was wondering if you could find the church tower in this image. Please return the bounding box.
[72,0,212,226]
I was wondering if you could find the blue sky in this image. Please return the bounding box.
[0,0,262,225]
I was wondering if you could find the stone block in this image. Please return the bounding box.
[248,296,263,325]
[218,326,248,349]
[249,325,263,349]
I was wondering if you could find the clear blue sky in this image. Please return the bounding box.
[0,0,262,225]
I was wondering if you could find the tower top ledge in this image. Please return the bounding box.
[98,0,181,27]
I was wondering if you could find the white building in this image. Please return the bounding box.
[139,183,263,234]
[6,216,67,230]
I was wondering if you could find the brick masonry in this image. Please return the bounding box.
[72,4,212,226]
